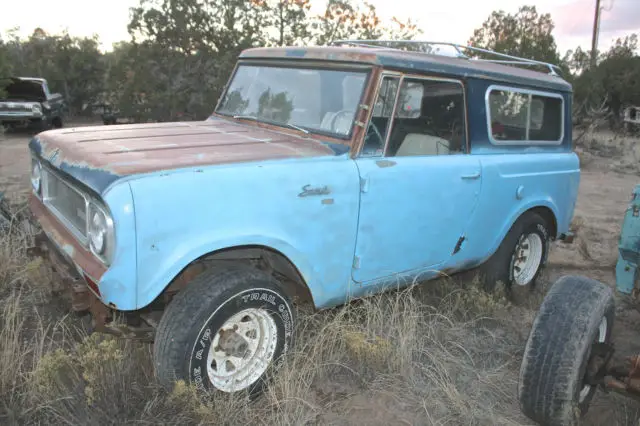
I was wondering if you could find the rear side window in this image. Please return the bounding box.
[487,86,563,144]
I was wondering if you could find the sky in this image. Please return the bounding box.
[1,0,638,55]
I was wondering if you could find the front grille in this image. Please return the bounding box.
[0,102,32,112]
[43,169,88,240]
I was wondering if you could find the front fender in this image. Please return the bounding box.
[128,156,361,311]
[135,233,317,310]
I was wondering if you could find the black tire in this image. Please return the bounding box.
[52,117,63,129]
[479,211,550,299]
[154,264,295,396]
[518,275,615,426]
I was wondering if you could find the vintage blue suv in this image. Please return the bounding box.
[27,40,579,395]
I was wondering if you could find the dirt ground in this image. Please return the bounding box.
[2,124,640,425]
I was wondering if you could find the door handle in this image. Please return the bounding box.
[461,171,481,180]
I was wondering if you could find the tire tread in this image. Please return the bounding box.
[153,264,290,388]
[518,275,614,426]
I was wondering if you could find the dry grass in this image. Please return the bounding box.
[0,198,636,426]
[0,218,538,425]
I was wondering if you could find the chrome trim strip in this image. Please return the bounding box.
[41,166,89,245]
[484,84,565,146]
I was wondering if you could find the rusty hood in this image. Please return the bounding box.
[29,117,345,194]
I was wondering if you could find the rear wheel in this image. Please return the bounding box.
[518,275,615,426]
[479,211,550,301]
[154,264,295,395]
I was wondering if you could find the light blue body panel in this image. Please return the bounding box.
[126,155,361,309]
[94,148,579,311]
[462,152,579,265]
[97,182,139,309]
[616,184,640,294]
[352,155,482,282]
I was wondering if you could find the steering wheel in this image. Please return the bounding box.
[330,109,356,135]
[364,121,385,153]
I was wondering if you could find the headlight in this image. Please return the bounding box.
[32,104,42,115]
[88,203,114,261]
[89,209,106,254]
[31,160,41,193]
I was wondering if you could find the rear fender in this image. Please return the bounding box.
[485,198,560,263]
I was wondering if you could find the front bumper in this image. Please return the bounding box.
[27,204,115,334]
[29,230,100,310]
[29,194,155,340]
[1,114,46,127]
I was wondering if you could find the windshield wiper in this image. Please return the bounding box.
[232,115,309,134]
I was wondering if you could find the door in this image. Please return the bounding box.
[352,74,482,283]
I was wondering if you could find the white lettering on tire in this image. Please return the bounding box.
[189,288,294,392]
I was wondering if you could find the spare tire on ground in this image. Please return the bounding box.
[518,275,615,426]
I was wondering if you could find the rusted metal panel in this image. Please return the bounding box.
[350,66,382,158]
[603,355,640,400]
[29,117,344,193]
[240,46,380,64]
[29,227,155,340]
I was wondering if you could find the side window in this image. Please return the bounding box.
[488,88,563,143]
[385,78,466,157]
[362,76,400,156]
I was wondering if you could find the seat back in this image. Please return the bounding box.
[395,133,451,156]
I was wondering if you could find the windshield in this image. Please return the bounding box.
[216,64,369,138]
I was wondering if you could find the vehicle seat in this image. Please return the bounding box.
[395,133,450,156]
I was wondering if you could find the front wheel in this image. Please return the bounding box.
[153,264,295,395]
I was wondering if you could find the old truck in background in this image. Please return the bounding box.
[0,77,66,131]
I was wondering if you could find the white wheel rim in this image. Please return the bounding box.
[512,233,543,286]
[579,317,608,402]
[206,308,278,392]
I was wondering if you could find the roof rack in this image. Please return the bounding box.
[330,39,562,76]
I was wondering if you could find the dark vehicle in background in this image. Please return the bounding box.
[0,77,66,131]
[91,103,129,125]
[91,101,197,125]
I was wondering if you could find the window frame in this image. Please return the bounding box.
[485,84,565,146]
[373,73,469,157]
